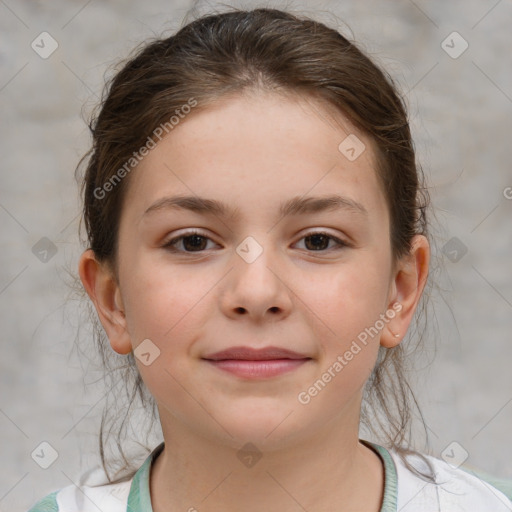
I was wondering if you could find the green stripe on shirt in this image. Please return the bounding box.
[26,490,59,512]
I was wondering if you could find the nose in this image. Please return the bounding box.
[219,239,293,322]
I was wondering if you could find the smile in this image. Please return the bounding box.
[203,358,311,379]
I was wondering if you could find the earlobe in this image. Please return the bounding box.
[381,235,430,349]
[78,249,133,355]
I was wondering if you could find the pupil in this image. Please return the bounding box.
[305,234,328,251]
[184,235,206,251]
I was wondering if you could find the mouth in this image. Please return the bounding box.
[202,346,312,379]
[203,345,311,361]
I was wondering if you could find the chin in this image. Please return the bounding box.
[212,406,306,448]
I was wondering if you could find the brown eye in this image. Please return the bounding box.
[180,234,209,251]
[296,232,348,252]
[162,231,216,253]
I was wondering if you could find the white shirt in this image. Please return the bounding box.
[27,440,512,511]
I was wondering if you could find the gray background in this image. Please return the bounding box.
[1,0,511,510]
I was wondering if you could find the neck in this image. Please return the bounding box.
[149,407,384,512]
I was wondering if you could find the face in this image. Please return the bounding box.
[98,91,407,450]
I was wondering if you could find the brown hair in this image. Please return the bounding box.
[75,6,437,484]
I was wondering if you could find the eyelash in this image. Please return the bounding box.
[161,230,349,254]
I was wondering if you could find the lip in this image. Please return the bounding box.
[202,346,310,361]
[202,346,312,379]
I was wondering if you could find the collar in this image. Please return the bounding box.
[127,439,398,511]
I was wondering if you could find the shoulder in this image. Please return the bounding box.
[26,480,132,512]
[389,449,512,511]
[27,442,163,512]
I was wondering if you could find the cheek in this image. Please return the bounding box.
[119,258,212,397]
[302,253,390,394]
[302,269,386,407]
[120,253,212,345]
[310,258,390,336]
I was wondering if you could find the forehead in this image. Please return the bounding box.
[122,91,388,226]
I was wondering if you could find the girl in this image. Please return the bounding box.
[28,6,512,512]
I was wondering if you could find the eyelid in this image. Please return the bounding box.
[161,229,215,249]
[161,228,350,253]
[296,227,349,242]
[294,230,350,251]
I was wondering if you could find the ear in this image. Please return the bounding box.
[381,234,430,348]
[78,249,133,355]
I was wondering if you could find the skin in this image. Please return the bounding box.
[79,90,429,512]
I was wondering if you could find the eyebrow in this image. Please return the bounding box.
[142,194,368,221]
